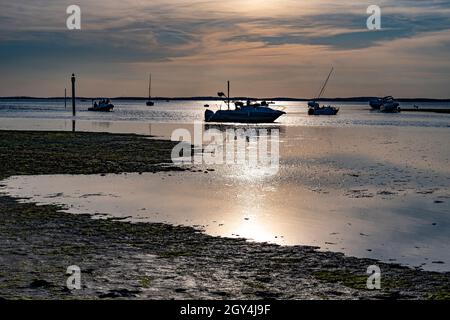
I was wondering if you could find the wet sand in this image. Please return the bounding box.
[1,195,449,300]
[0,130,449,300]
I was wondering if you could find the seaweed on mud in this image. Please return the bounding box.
[0,130,449,300]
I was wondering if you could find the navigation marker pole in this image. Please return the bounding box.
[71,73,76,117]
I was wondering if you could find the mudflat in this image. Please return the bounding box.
[0,130,449,300]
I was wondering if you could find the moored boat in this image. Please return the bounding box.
[308,104,339,115]
[308,67,338,116]
[205,102,286,123]
[370,96,400,111]
[88,99,114,112]
[380,99,401,113]
[204,82,285,123]
[369,98,383,109]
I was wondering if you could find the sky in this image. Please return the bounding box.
[0,0,449,98]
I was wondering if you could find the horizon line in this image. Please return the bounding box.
[1,96,450,102]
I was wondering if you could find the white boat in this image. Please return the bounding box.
[204,82,285,123]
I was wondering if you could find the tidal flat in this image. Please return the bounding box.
[0,130,449,300]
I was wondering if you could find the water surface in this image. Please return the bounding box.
[2,124,449,271]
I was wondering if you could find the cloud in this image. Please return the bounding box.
[0,0,449,97]
[225,11,450,50]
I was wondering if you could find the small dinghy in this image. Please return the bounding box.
[88,99,114,112]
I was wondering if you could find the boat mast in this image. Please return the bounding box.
[316,67,334,101]
[227,80,230,110]
[148,74,152,100]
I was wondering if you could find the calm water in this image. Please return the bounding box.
[0,98,450,128]
[1,99,449,271]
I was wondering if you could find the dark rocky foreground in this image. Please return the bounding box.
[0,130,449,300]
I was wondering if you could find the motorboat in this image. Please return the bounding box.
[88,99,114,112]
[205,101,286,123]
[369,96,400,110]
[204,81,285,123]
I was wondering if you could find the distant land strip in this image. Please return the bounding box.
[1,96,450,103]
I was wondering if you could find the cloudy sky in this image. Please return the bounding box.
[1,0,449,98]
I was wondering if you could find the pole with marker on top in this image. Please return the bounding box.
[71,73,76,116]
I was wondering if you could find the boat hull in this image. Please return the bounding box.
[88,104,114,112]
[369,100,383,109]
[370,96,400,111]
[205,109,285,123]
[308,107,339,116]
[380,105,401,113]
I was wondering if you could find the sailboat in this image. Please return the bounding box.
[308,67,339,116]
[146,74,154,106]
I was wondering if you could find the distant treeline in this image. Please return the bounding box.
[1,96,450,103]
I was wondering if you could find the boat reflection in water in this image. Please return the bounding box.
[172,122,282,178]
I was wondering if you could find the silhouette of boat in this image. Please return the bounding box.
[380,97,401,113]
[88,99,114,112]
[369,96,400,110]
[307,103,339,115]
[204,81,285,123]
[308,67,338,116]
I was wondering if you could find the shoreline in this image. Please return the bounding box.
[0,130,449,300]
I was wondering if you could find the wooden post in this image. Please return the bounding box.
[71,73,76,116]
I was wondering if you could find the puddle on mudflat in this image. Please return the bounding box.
[2,170,449,272]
